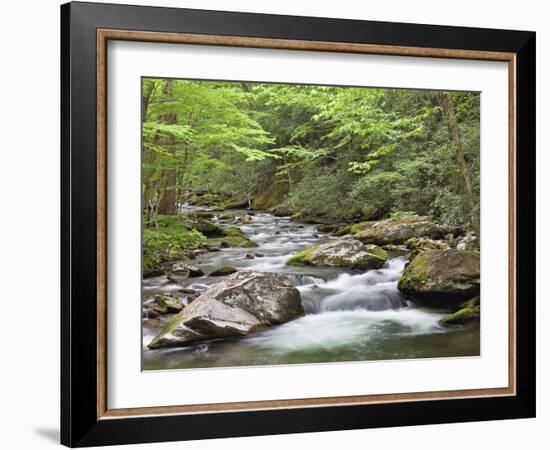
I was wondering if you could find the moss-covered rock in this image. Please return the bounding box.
[405,237,450,259]
[333,222,369,236]
[398,249,480,307]
[362,244,389,267]
[204,225,258,249]
[190,218,223,237]
[150,294,184,314]
[286,244,321,266]
[207,235,258,249]
[354,215,446,245]
[210,266,238,276]
[459,296,480,309]
[222,227,246,237]
[440,305,480,326]
[287,238,388,270]
[348,222,372,235]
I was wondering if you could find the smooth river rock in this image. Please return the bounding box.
[148,271,303,349]
[167,262,204,284]
[353,215,446,245]
[397,248,480,307]
[286,238,388,270]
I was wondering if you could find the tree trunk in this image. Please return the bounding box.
[142,80,159,224]
[157,80,178,215]
[142,81,155,123]
[435,92,480,239]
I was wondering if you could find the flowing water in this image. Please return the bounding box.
[142,208,479,370]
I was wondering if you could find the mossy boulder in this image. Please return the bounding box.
[286,243,320,266]
[222,227,246,237]
[440,305,480,326]
[191,218,223,237]
[333,222,370,236]
[459,296,480,309]
[287,238,388,270]
[405,237,450,259]
[148,294,184,315]
[348,222,372,235]
[210,266,238,277]
[148,271,303,348]
[362,244,389,268]
[353,215,446,245]
[398,249,480,307]
[207,235,258,249]
[179,214,223,237]
[206,225,257,249]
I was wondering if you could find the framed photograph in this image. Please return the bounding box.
[61,1,536,447]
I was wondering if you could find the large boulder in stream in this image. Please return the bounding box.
[397,249,480,307]
[352,215,446,245]
[147,271,303,349]
[286,238,388,270]
[180,214,223,237]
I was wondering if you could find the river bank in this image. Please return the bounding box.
[142,206,480,370]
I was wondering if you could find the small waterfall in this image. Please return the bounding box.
[320,283,407,312]
[286,274,326,287]
[298,257,408,314]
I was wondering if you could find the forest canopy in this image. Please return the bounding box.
[142,78,479,233]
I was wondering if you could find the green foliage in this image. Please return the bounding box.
[390,211,418,219]
[143,215,206,274]
[142,78,480,233]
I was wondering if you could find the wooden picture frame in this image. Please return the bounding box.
[61,1,536,447]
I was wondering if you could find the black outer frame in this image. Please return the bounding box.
[60,1,536,447]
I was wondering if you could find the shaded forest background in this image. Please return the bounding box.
[141,78,480,271]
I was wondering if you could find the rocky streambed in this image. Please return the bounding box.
[142,209,480,370]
